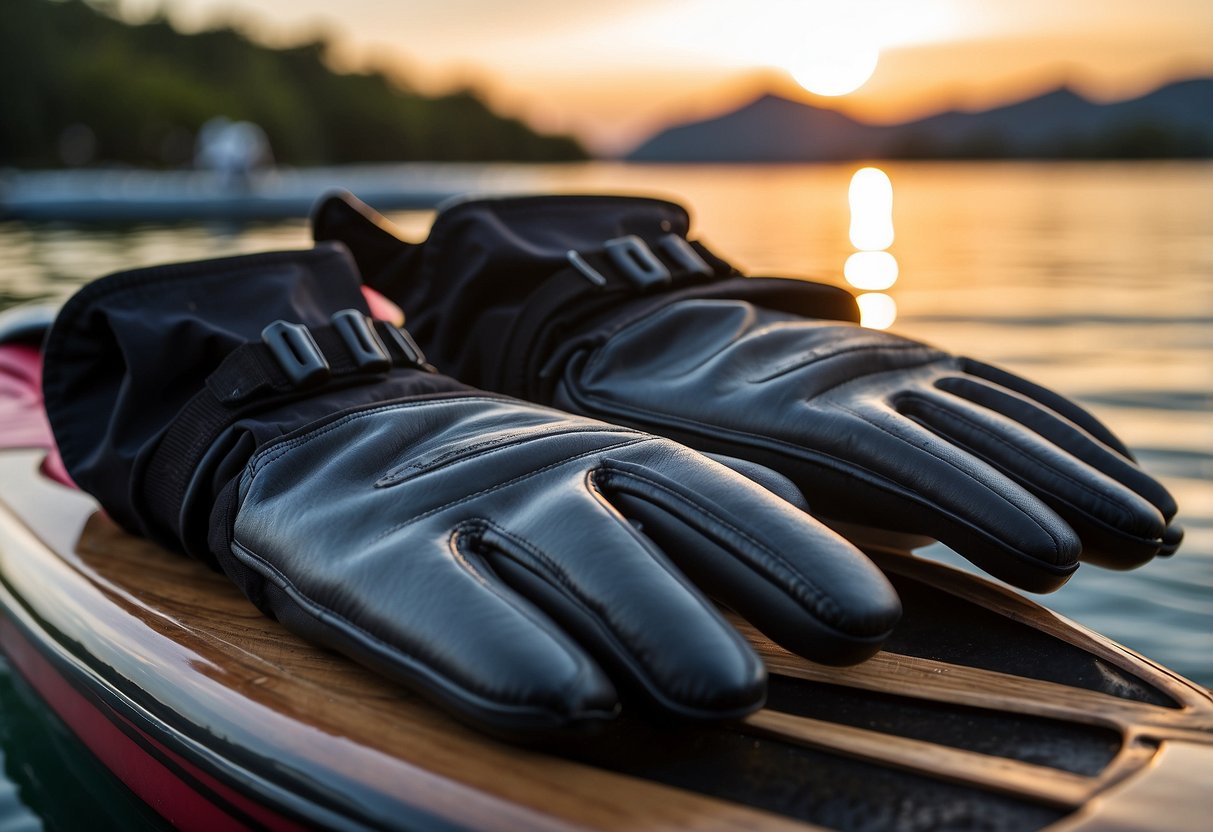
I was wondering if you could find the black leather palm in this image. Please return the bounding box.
[42,244,900,737]
[315,192,1180,593]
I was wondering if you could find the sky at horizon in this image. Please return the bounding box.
[102,0,1213,154]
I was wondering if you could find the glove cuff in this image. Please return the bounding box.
[314,193,862,401]
[42,244,466,553]
[141,311,438,553]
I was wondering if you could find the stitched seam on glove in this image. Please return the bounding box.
[470,516,737,707]
[583,303,937,388]
[566,362,1070,564]
[901,396,1145,535]
[243,408,656,546]
[248,396,533,473]
[567,386,917,489]
[585,301,764,369]
[226,535,590,712]
[832,401,1070,562]
[934,377,1161,506]
[594,466,844,629]
[750,341,939,384]
[450,520,610,706]
[792,354,944,399]
[378,424,641,486]
[361,437,652,544]
[958,357,1135,458]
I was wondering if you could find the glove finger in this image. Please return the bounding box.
[897,389,1166,568]
[592,448,901,666]
[700,451,811,511]
[1160,522,1184,556]
[939,375,1177,521]
[793,404,1081,591]
[232,522,618,737]
[960,358,1135,458]
[472,487,767,719]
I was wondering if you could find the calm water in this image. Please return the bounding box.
[0,161,1210,824]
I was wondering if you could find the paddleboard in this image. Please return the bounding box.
[1,307,1209,831]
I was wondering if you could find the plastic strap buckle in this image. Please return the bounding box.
[567,235,714,290]
[566,250,608,287]
[656,234,713,276]
[331,309,391,373]
[260,320,331,388]
[378,322,431,369]
[604,235,672,288]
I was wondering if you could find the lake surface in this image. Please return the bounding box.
[0,160,1210,824]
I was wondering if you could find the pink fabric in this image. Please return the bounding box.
[360,285,406,326]
[0,344,76,487]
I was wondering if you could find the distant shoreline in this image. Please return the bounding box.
[626,80,1213,164]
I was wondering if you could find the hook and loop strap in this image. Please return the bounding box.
[500,235,732,399]
[139,310,432,547]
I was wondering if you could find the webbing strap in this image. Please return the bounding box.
[498,238,733,398]
[139,312,432,543]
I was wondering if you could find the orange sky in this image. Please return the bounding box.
[110,0,1213,154]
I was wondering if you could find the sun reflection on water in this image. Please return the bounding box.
[847,166,898,328]
[848,167,894,251]
[844,250,899,290]
[855,292,898,329]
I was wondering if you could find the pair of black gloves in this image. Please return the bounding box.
[42,194,1179,738]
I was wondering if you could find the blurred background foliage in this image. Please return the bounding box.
[0,0,588,167]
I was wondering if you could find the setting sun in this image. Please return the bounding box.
[788,37,879,96]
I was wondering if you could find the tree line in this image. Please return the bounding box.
[0,0,588,167]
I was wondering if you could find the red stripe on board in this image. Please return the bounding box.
[0,344,74,486]
[0,615,310,831]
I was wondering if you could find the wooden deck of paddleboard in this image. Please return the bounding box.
[0,448,1210,831]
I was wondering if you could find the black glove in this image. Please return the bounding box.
[41,243,899,737]
[314,192,1180,593]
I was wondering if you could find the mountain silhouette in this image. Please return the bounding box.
[627,79,1213,162]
